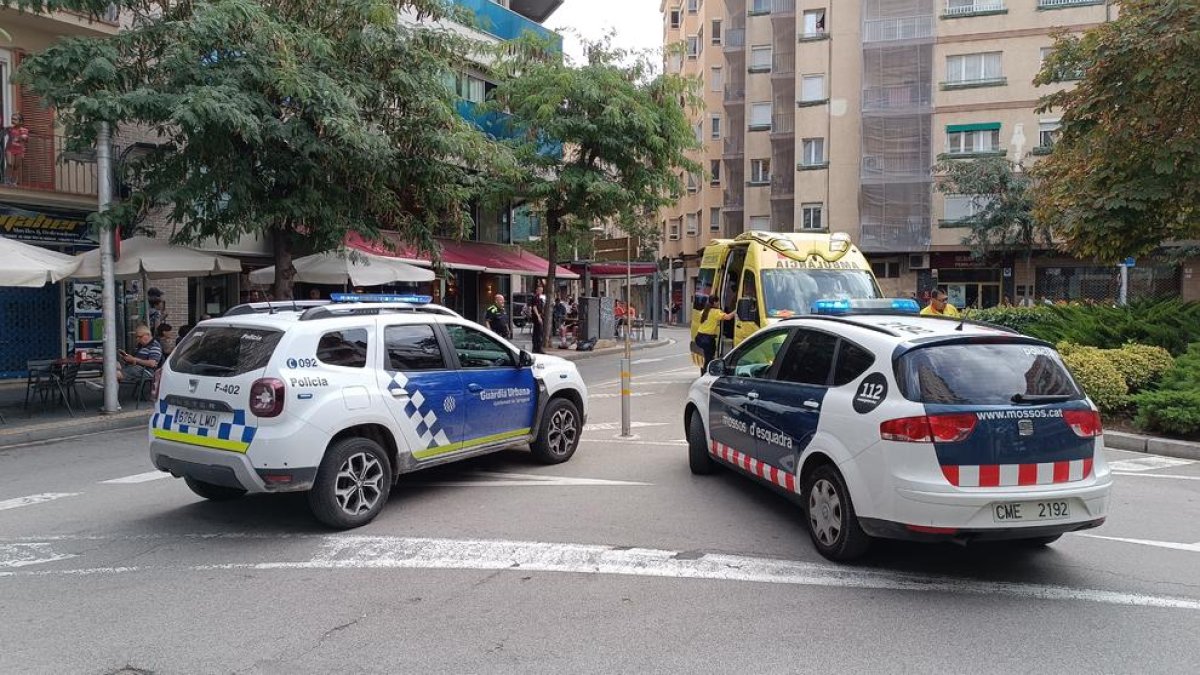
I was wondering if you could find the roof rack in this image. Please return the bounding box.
[298,303,457,321]
[224,300,328,316]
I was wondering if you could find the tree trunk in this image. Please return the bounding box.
[543,209,560,349]
[272,224,296,301]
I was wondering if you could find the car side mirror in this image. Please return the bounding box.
[736,297,757,323]
[707,358,728,377]
[518,350,535,368]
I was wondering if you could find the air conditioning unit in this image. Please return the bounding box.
[907,253,930,270]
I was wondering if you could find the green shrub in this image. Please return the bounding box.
[969,306,1053,334]
[1055,341,1086,357]
[1061,349,1128,413]
[1113,343,1173,392]
[1023,300,1200,355]
[1134,342,1200,436]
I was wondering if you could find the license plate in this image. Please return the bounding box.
[174,408,221,429]
[992,500,1071,523]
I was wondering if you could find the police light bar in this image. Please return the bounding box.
[811,298,920,315]
[330,293,433,304]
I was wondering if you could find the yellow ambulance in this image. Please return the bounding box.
[690,231,882,364]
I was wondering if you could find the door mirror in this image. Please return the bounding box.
[518,350,535,368]
[736,297,758,323]
[707,358,728,377]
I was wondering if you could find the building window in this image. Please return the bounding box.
[1038,119,1061,150]
[454,73,487,103]
[750,45,772,72]
[801,138,826,166]
[710,159,721,185]
[945,52,1003,85]
[870,261,901,278]
[669,218,681,240]
[749,102,772,130]
[687,0,700,13]
[670,8,681,28]
[710,207,722,231]
[943,194,993,221]
[710,114,722,139]
[694,121,704,143]
[945,0,1006,15]
[749,215,771,230]
[800,74,826,102]
[801,203,824,230]
[712,19,722,44]
[750,159,771,185]
[946,124,1001,154]
[686,212,699,236]
[751,0,770,13]
[711,66,723,92]
[687,35,700,58]
[687,172,699,193]
[802,9,826,37]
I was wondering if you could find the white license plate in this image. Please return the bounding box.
[174,408,221,430]
[992,500,1071,523]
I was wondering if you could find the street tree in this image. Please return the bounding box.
[9,0,510,299]
[933,156,1050,263]
[1031,0,1200,260]
[488,37,700,345]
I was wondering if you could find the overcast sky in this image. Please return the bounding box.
[548,0,664,64]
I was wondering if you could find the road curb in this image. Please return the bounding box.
[549,339,675,362]
[1105,430,1200,462]
[0,410,151,450]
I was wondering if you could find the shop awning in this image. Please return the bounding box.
[567,261,660,279]
[346,232,579,280]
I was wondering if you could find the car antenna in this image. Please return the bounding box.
[956,307,967,331]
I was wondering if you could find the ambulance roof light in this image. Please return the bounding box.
[829,232,852,253]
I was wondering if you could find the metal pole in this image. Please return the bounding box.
[650,261,660,340]
[620,234,632,438]
[1118,263,1128,306]
[97,122,120,413]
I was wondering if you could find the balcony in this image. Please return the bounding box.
[859,220,932,252]
[723,214,744,238]
[860,155,931,181]
[456,100,562,156]
[770,174,794,200]
[771,51,795,79]
[723,84,746,105]
[942,1,1006,18]
[724,28,746,52]
[723,138,745,157]
[1037,0,1104,8]
[769,0,796,18]
[0,132,110,201]
[862,83,933,112]
[450,0,562,50]
[862,15,934,43]
[723,189,745,211]
[769,113,794,139]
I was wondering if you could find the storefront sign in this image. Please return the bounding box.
[930,252,983,269]
[0,202,94,245]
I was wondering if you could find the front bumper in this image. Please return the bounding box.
[150,438,316,493]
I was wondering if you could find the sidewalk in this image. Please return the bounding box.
[507,325,682,362]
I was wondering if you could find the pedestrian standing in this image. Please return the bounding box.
[530,281,546,354]
[4,113,29,185]
[920,290,961,317]
[485,293,511,339]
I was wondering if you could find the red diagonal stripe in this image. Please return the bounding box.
[1018,463,1038,486]
[941,465,959,486]
[1083,457,1094,478]
[978,464,1000,488]
[784,473,796,492]
[1053,461,1070,483]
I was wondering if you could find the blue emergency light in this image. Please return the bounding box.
[811,298,920,315]
[330,293,433,304]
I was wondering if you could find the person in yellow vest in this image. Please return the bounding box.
[695,296,736,374]
[921,289,961,317]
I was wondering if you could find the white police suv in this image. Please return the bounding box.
[684,299,1111,561]
[150,295,588,528]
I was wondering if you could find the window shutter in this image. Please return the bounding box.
[13,50,56,190]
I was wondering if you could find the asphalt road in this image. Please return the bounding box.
[2,328,1199,674]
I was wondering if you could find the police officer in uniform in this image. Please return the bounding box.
[485,293,511,339]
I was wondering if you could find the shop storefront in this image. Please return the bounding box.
[929,252,1015,309]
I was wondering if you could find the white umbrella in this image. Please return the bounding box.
[0,235,81,287]
[249,250,434,286]
[72,235,242,280]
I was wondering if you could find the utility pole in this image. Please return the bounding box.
[97,122,120,413]
[650,259,660,341]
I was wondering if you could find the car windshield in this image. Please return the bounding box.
[170,326,283,377]
[759,269,881,318]
[897,343,1083,405]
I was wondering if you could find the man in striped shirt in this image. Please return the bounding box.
[119,325,163,382]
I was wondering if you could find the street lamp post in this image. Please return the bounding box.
[621,233,632,437]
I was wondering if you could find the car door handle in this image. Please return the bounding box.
[468,383,483,393]
[803,400,820,409]
[747,391,759,400]
[390,389,409,399]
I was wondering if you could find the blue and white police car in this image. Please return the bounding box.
[150,295,588,528]
[684,299,1111,561]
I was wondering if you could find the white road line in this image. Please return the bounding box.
[411,471,649,487]
[5,534,1200,610]
[589,392,655,399]
[0,493,80,512]
[1108,457,1194,472]
[1075,534,1200,553]
[100,471,172,485]
[0,542,78,568]
[583,421,670,432]
[580,438,687,446]
[632,354,689,364]
[1112,472,1200,481]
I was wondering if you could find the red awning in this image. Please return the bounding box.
[567,261,660,278]
[346,232,579,280]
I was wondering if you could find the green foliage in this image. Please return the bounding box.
[9,0,510,298]
[1032,0,1200,260]
[970,299,1200,355]
[1133,343,1200,436]
[932,156,1050,261]
[969,305,1053,334]
[1114,343,1174,392]
[1061,349,1128,414]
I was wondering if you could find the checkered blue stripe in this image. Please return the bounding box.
[387,371,450,450]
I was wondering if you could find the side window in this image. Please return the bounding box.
[728,330,789,379]
[775,330,838,386]
[384,325,446,371]
[316,328,368,368]
[832,340,875,386]
[446,324,515,368]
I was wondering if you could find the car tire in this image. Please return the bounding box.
[308,437,392,529]
[184,477,246,502]
[803,464,872,562]
[1018,534,1063,547]
[687,411,715,475]
[531,397,581,464]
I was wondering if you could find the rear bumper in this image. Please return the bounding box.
[149,438,316,493]
[860,516,1105,543]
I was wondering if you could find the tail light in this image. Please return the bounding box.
[250,378,285,417]
[1064,409,1103,438]
[881,414,977,443]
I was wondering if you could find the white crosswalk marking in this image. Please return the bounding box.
[100,471,172,485]
[0,493,80,512]
[1108,456,1194,472]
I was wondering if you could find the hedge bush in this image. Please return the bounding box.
[1061,349,1128,413]
[970,299,1200,355]
[1134,343,1200,436]
[1113,343,1174,392]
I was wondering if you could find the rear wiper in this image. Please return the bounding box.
[1011,394,1073,404]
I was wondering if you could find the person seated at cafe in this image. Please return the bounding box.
[155,323,176,357]
[119,325,163,381]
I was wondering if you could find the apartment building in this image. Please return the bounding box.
[660,0,1197,309]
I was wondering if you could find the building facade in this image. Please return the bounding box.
[659,0,1199,309]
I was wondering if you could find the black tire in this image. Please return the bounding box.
[307,437,392,529]
[530,397,581,464]
[184,477,246,502]
[687,410,715,475]
[803,464,872,562]
[1018,534,1063,547]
